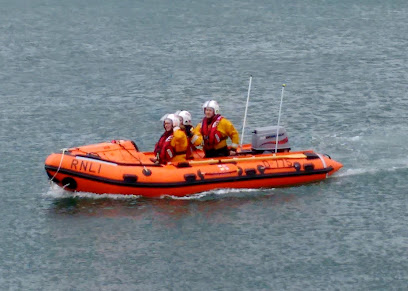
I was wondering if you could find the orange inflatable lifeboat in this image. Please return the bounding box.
[44,126,342,198]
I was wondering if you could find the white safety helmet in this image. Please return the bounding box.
[202,100,220,115]
[175,110,192,126]
[163,113,180,128]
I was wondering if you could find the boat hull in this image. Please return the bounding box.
[44,140,342,198]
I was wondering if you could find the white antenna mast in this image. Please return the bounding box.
[240,75,252,148]
[275,84,286,155]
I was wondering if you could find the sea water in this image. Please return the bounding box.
[0,0,407,289]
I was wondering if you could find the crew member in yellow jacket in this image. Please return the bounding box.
[154,113,188,164]
[192,100,239,158]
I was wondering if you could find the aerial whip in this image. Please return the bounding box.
[240,75,252,148]
[274,84,286,155]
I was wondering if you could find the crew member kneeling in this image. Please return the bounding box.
[194,100,239,158]
[175,110,195,159]
[154,113,188,164]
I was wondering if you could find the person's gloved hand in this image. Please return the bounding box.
[186,125,193,138]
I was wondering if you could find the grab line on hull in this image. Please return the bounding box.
[45,165,333,189]
[186,153,307,166]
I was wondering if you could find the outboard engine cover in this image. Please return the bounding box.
[251,126,290,153]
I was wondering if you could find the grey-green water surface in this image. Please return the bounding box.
[1,0,407,290]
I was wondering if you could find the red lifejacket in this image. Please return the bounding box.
[154,130,176,164]
[200,115,225,149]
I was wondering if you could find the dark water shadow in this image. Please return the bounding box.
[48,187,306,221]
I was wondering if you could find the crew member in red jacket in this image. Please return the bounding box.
[154,113,188,164]
[193,100,239,158]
